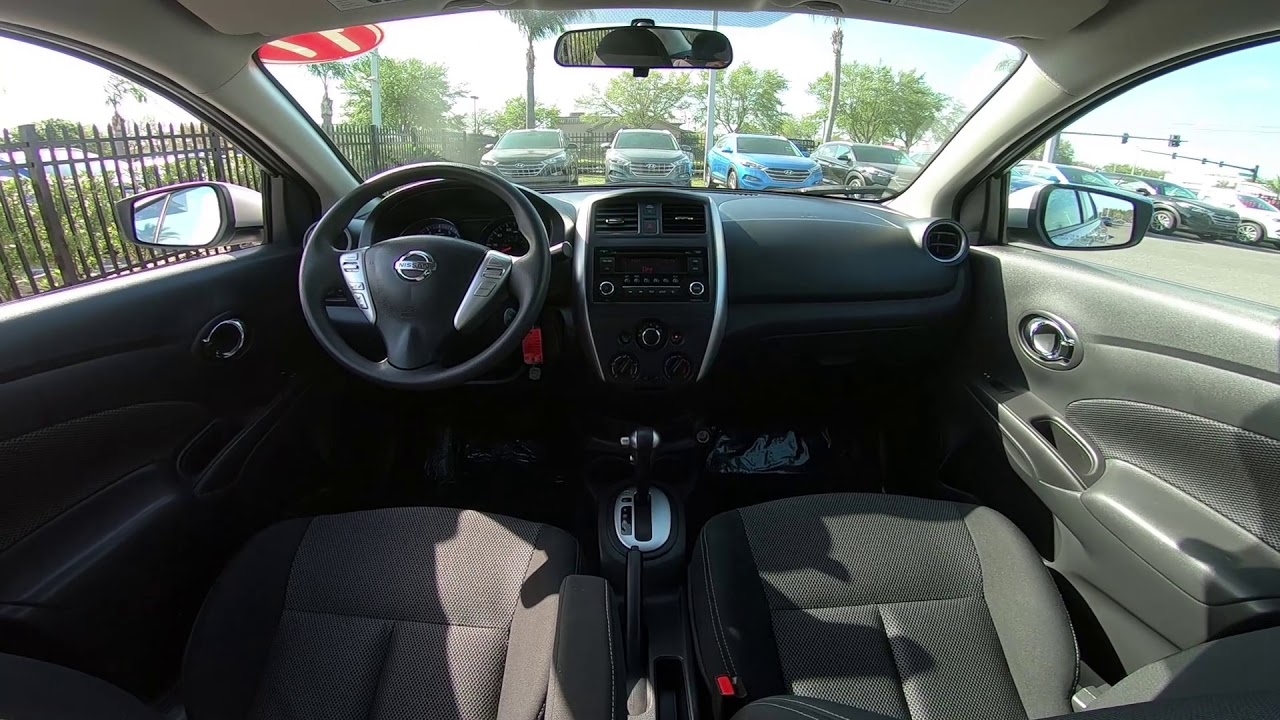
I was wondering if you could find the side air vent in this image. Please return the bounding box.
[661,203,707,234]
[922,220,967,263]
[594,202,639,233]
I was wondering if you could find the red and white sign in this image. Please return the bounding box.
[259,25,384,64]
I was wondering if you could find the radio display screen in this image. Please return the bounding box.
[619,256,686,274]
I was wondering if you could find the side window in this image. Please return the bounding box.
[1007,41,1280,307]
[813,145,831,159]
[0,36,266,306]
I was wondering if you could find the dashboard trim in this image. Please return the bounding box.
[573,188,727,384]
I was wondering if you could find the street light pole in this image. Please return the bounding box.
[471,95,479,134]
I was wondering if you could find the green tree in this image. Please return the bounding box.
[305,61,354,131]
[576,72,694,127]
[695,63,789,135]
[778,113,822,142]
[808,62,896,143]
[484,96,559,135]
[1263,176,1280,198]
[339,56,465,129]
[930,99,968,143]
[1026,137,1077,165]
[1101,163,1166,179]
[5,118,87,141]
[890,69,947,152]
[500,10,592,129]
[104,75,148,134]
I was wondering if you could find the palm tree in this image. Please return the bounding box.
[305,62,353,132]
[822,19,843,142]
[104,74,148,135]
[501,10,591,128]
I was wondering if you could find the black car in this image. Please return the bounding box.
[812,141,920,190]
[1101,172,1240,241]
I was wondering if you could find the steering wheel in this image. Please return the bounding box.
[299,163,551,390]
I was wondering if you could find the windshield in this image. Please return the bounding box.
[737,137,799,156]
[1155,182,1198,200]
[496,132,563,149]
[261,9,1018,196]
[1059,167,1117,188]
[853,146,913,165]
[615,133,679,150]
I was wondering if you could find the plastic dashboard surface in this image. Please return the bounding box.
[334,186,968,358]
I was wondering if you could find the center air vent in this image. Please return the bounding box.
[922,221,967,263]
[661,203,706,234]
[594,202,639,233]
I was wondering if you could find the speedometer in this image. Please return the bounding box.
[480,218,530,256]
[405,217,461,238]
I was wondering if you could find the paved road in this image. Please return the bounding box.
[1053,231,1280,308]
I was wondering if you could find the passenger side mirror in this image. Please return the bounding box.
[1008,182,1151,250]
[680,144,692,152]
[115,182,263,249]
[566,143,579,151]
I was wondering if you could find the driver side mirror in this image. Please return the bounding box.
[601,142,612,149]
[1008,182,1152,250]
[484,143,495,150]
[114,181,263,249]
[721,148,733,154]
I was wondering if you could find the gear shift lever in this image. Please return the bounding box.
[621,427,660,542]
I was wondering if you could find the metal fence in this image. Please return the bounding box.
[0,121,263,302]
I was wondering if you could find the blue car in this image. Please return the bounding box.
[706,134,822,190]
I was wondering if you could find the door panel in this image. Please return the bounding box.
[0,244,318,695]
[965,245,1280,673]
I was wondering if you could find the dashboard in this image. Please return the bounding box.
[338,181,970,387]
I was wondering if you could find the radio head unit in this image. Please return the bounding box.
[593,248,709,302]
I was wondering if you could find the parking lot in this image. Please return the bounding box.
[1053,230,1280,308]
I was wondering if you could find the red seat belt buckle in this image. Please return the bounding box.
[522,327,544,365]
[715,675,738,697]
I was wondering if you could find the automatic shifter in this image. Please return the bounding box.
[622,427,659,541]
[615,427,671,551]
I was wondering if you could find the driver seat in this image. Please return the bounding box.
[0,507,621,720]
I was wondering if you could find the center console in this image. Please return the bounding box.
[574,191,726,388]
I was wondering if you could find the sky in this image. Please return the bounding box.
[2,8,1279,182]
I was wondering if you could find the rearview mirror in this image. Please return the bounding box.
[555,24,733,70]
[115,181,263,249]
[1008,182,1151,250]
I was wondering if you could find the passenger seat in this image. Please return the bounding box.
[689,494,1279,718]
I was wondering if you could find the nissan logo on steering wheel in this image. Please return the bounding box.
[394,250,436,282]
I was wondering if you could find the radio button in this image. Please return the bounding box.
[689,257,704,272]
[599,281,616,297]
[689,281,706,297]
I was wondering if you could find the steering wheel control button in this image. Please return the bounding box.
[394,250,436,282]
[475,279,498,297]
[609,353,640,381]
[599,280,616,297]
[454,249,517,332]
[348,282,365,291]
[352,292,369,310]
[688,281,706,297]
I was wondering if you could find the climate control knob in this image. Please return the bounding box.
[609,353,639,381]
[663,353,694,382]
[638,323,664,349]
[599,280,616,297]
[688,281,706,297]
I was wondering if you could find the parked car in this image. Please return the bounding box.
[1014,159,1121,189]
[1200,188,1280,246]
[479,129,578,187]
[1101,173,1241,241]
[706,133,821,190]
[601,129,693,186]
[813,141,920,190]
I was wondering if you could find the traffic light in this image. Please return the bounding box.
[1168,134,1183,147]
[1121,133,1130,144]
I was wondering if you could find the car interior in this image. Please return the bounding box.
[2,0,1280,719]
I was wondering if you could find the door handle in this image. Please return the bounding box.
[1020,314,1080,368]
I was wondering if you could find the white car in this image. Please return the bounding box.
[1199,188,1280,246]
